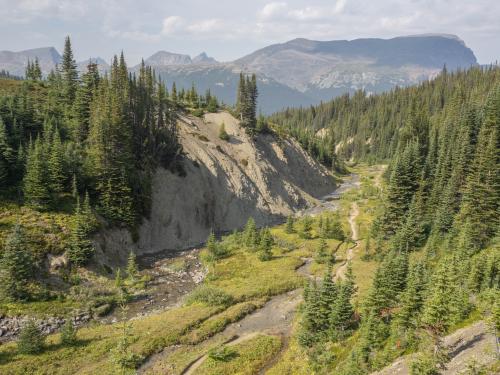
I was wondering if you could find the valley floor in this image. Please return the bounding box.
[1,164,497,375]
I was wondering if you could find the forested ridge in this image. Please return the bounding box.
[0,37,228,303]
[271,66,500,373]
[0,37,183,226]
[270,66,500,163]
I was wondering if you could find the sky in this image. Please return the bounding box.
[0,0,499,65]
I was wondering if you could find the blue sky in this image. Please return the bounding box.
[0,0,498,64]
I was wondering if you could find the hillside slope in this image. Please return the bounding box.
[95,111,336,262]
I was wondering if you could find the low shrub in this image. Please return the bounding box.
[186,286,234,307]
[208,345,238,362]
[17,320,45,354]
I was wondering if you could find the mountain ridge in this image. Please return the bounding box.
[0,34,478,113]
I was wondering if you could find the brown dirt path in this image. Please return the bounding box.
[334,202,359,281]
[141,175,363,374]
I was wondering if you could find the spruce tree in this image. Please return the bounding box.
[330,278,355,340]
[0,224,34,301]
[396,262,427,330]
[319,265,337,329]
[299,217,313,239]
[236,73,246,121]
[316,238,328,263]
[33,58,42,81]
[299,281,323,346]
[0,117,13,186]
[18,320,45,354]
[23,137,50,210]
[60,318,78,346]
[48,129,65,196]
[421,262,453,334]
[243,217,258,249]
[61,36,79,106]
[126,251,138,281]
[285,215,295,233]
[72,62,99,142]
[258,228,273,261]
[456,88,499,249]
[68,198,94,266]
[171,82,178,105]
[380,141,420,237]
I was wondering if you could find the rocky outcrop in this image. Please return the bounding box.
[0,312,92,342]
[94,111,336,265]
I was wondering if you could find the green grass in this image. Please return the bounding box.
[195,334,282,375]
[181,299,266,345]
[0,202,74,257]
[0,304,220,375]
[0,222,307,374]
[202,247,304,301]
[0,163,390,374]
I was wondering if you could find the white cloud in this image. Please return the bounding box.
[186,19,223,33]
[260,2,288,20]
[0,0,88,22]
[259,0,347,22]
[161,16,185,35]
[1,0,498,63]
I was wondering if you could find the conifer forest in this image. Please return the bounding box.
[0,12,498,375]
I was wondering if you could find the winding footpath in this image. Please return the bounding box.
[156,176,362,375]
[334,202,359,281]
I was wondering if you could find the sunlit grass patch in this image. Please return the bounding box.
[195,334,282,375]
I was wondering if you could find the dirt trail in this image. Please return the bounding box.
[334,202,359,281]
[171,177,363,375]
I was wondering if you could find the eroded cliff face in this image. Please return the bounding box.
[94,112,336,264]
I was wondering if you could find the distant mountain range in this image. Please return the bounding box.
[0,34,477,113]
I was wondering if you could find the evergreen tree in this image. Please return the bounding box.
[17,320,45,354]
[236,73,246,121]
[329,215,346,241]
[421,262,454,334]
[171,82,178,105]
[243,217,258,249]
[71,174,78,198]
[126,251,138,281]
[60,318,78,346]
[67,198,94,266]
[299,217,313,239]
[319,265,337,329]
[330,279,355,340]
[236,73,258,133]
[0,116,13,186]
[456,88,499,249]
[393,186,428,251]
[48,129,65,196]
[72,62,99,142]
[285,215,295,233]
[23,137,50,209]
[0,224,34,301]
[299,281,323,347]
[316,238,328,264]
[396,262,427,330]
[33,58,42,81]
[258,228,273,261]
[380,141,420,237]
[115,268,124,289]
[61,36,79,106]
